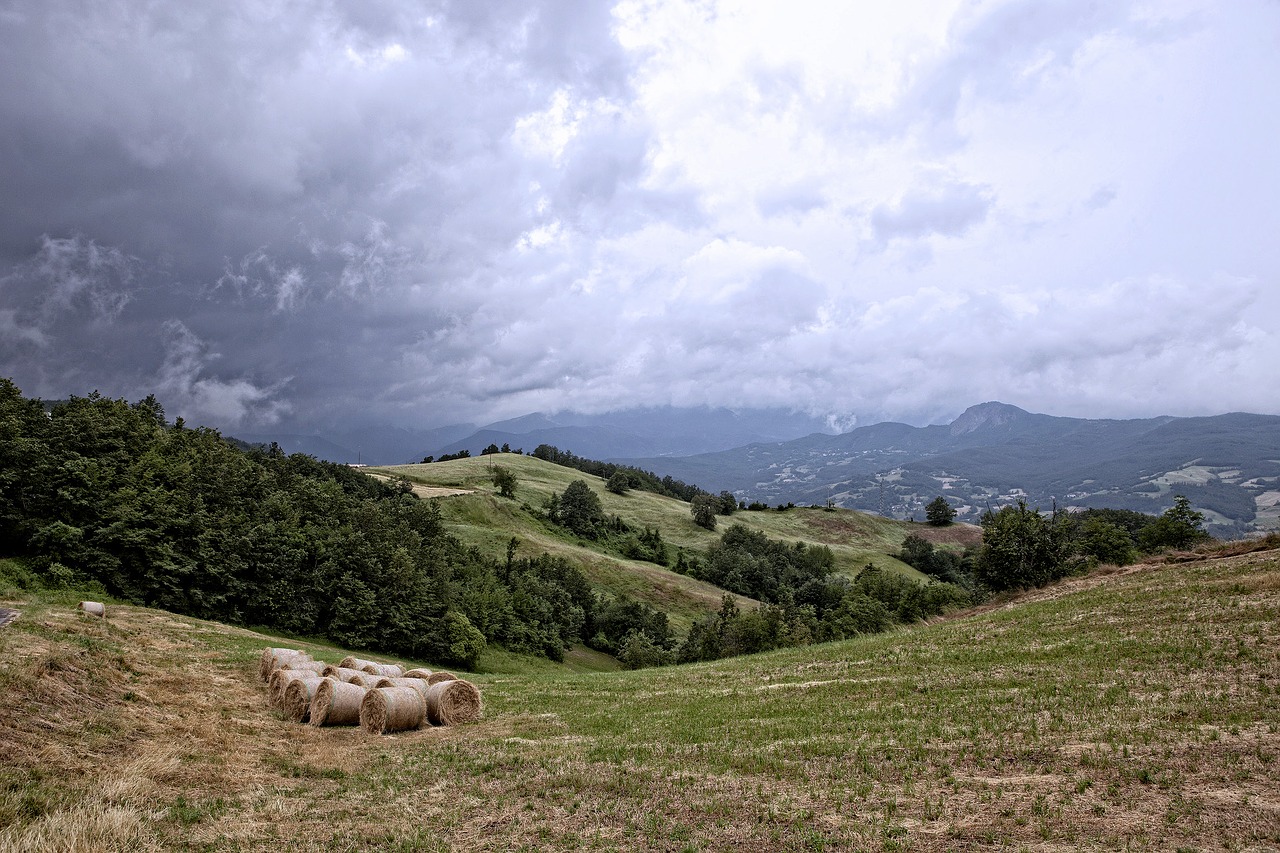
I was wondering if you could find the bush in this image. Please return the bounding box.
[976,501,1070,591]
[691,494,719,531]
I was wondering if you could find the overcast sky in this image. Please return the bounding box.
[2,0,1278,432]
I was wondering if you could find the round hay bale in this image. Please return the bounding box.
[425,671,457,685]
[259,648,310,681]
[345,672,383,689]
[79,601,105,618]
[359,687,427,734]
[375,677,430,699]
[401,668,433,680]
[269,668,314,709]
[359,662,404,678]
[322,665,364,680]
[282,676,326,723]
[309,679,367,727]
[282,660,327,675]
[339,656,378,671]
[424,679,483,726]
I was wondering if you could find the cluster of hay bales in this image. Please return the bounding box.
[258,648,483,734]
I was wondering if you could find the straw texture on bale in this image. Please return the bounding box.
[309,679,367,727]
[424,679,483,726]
[359,662,405,678]
[282,659,327,675]
[359,687,427,734]
[344,672,384,688]
[79,601,105,618]
[259,647,310,681]
[269,668,313,709]
[321,665,366,680]
[426,671,457,685]
[402,668,433,680]
[339,656,379,671]
[282,676,326,723]
[375,677,430,699]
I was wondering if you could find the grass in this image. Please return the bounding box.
[1,545,1277,850]
[370,455,946,629]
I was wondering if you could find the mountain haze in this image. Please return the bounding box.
[621,402,1280,534]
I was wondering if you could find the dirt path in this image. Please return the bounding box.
[366,471,474,499]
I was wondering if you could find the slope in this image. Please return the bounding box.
[1,546,1277,850]
[370,454,941,630]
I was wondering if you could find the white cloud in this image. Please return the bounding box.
[1,0,1278,431]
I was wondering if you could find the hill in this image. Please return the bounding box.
[621,402,1280,535]
[2,546,1277,850]
[369,454,951,631]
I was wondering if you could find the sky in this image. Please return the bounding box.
[2,0,1278,433]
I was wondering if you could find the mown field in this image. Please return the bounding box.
[370,455,960,630]
[1,546,1277,851]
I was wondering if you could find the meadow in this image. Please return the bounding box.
[1,544,1276,851]
[370,455,950,631]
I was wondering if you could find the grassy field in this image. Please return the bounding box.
[369,455,957,630]
[1,545,1277,851]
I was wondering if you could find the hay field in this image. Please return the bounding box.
[371,454,933,629]
[2,547,1277,851]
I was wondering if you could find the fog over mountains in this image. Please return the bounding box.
[240,401,1280,535]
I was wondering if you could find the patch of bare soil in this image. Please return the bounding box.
[366,471,473,499]
[908,522,983,548]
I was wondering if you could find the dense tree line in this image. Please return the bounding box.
[0,379,604,667]
[973,497,1211,592]
[530,444,706,501]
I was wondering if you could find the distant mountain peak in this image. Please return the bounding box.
[949,401,1030,435]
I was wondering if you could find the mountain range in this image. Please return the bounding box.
[237,401,1280,535]
[237,406,833,465]
[617,402,1280,535]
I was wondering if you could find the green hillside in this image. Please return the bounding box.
[2,547,1276,850]
[370,454,956,630]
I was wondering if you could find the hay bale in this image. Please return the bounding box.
[359,687,427,734]
[402,668,433,680]
[269,668,315,709]
[339,656,378,671]
[79,601,105,618]
[375,677,430,699]
[426,671,457,685]
[359,662,404,678]
[259,647,310,681]
[282,660,327,675]
[345,672,383,688]
[309,679,367,727]
[282,676,326,723]
[424,679,483,726]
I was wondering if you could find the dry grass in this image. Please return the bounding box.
[0,548,1276,850]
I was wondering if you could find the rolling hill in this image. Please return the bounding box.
[368,454,959,632]
[2,545,1276,850]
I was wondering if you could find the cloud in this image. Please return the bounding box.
[871,181,992,242]
[156,321,291,427]
[0,0,1277,433]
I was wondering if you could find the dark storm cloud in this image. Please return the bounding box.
[1,0,1277,432]
[0,0,640,427]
